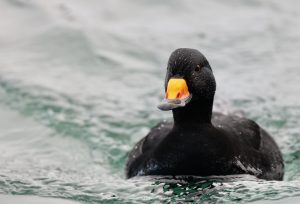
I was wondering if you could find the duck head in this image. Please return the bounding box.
[158,48,216,123]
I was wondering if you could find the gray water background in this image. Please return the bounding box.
[0,0,300,203]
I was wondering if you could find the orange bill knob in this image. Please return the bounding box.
[166,78,190,100]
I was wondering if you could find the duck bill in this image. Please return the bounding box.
[158,78,192,111]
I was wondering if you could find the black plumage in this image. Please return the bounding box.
[126,48,284,180]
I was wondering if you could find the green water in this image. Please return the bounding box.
[0,0,300,203]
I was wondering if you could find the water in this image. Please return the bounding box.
[0,0,299,203]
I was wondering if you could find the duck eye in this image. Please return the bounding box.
[195,65,201,72]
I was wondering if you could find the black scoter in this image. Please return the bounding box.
[126,48,284,180]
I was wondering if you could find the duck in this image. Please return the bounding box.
[126,48,284,180]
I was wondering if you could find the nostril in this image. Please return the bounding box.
[176,92,181,98]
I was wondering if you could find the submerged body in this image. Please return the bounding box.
[126,48,284,180]
[126,113,283,180]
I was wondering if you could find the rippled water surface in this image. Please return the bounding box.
[0,0,300,203]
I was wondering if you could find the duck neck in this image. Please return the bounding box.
[172,97,213,126]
